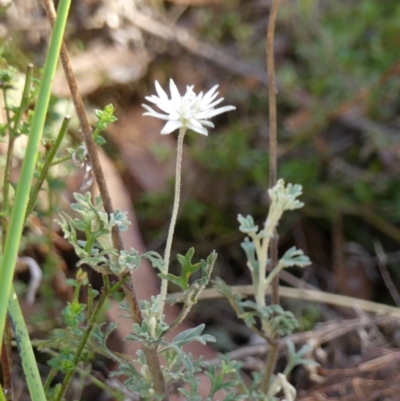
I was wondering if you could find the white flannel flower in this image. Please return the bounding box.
[142,79,236,135]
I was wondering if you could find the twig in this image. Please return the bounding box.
[201,315,394,367]
[374,241,400,307]
[262,0,281,392]
[171,285,400,315]
[267,0,280,306]
[42,1,169,399]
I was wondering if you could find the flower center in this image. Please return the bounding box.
[177,89,201,123]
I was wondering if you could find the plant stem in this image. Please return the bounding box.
[51,155,71,166]
[1,317,13,401]
[256,236,271,307]
[261,340,279,394]
[0,386,5,401]
[159,127,186,318]
[12,64,34,131]
[263,0,281,391]
[2,65,33,239]
[43,369,57,393]
[263,260,284,290]
[8,289,47,401]
[25,116,70,219]
[1,83,14,401]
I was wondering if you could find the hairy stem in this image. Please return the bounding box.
[159,127,186,318]
[261,340,279,394]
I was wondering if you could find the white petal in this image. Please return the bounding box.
[169,79,182,104]
[144,96,174,114]
[169,111,180,120]
[201,85,219,105]
[142,104,170,120]
[196,91,204,102]
[187,122,208,135]
[144,95,161,104]
[155,80,169,102]
[161,119,183,134]
[198,105,236,119]
[189,118,203,128]
[204,97,224,110]
[198,120,215,128]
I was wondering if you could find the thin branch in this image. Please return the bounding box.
[267,0,281,306]
[374,241,400,307]
[264,0,281,392]
[171,285,400,316]
[261,341,278,393]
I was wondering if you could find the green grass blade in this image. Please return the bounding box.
[0,0,72,347]
[8,289,47,401]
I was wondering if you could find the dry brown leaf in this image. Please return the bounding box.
[53,44,152,97]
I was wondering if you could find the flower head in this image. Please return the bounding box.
[142,79,236,135]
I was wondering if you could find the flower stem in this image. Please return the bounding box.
[159,127,186,318]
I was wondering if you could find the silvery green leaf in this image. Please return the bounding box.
[143,251,165,272]
[159,248,205,291]
[268,179,304,211]
[240,237,259,272]
[178,389,202,401]
[113,209,131,231]
[168,324,215,349]
[71,218,86,232]
[237,214,259,234]
[280,246,311,268]
[56,214,72,239]
[92,322,118,348]
[77,239,86,248]
[284,340,319,376]
[116,248,141,272]
[213,277,244,307]
[268,308,298,336]
[195,251,216,287]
